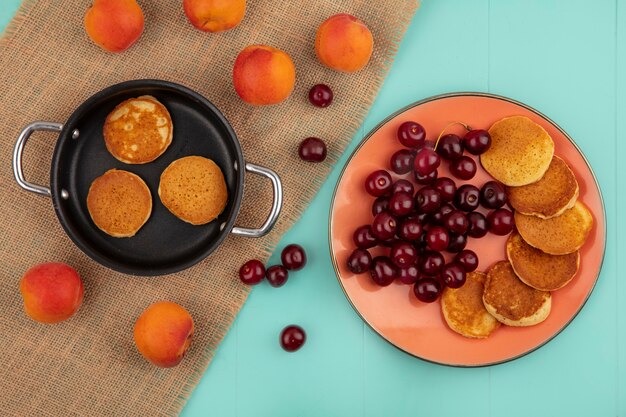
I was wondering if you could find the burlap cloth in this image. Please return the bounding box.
[0,1,418,415]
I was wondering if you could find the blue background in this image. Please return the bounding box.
[2,1,624,416]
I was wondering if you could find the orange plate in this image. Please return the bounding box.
[329,93,606,367]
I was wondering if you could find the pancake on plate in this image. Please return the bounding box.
[507,156,579,219]
[481,116,554,186]
[483,261,551,327]
[441,271,500,339]
[103,95,173,164]
[515,201,593,255]
[158,156,228,225]
[506,232,579,291]
[87,169,152,238]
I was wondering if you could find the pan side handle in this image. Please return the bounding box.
[13,122,63,197]
[231,163,283,238]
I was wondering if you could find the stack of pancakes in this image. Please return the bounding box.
[442,116,593,339]
[87,96,228,238]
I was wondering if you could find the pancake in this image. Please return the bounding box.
[441,271,500,338]
[481,116,554,186]
[103,95,173,164]
[506,232,579,291]
[483,261,551,327]
[507,156,579,219]
[158,156,228,225]
[87,169,152,238]
[515,201,593,255]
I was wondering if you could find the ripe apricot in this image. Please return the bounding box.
[133,302,194,368]
[233,45,296,105]
[19,262,83,324]
[315,14,373,72]
[184,0,246,32]
[84,0,144,53]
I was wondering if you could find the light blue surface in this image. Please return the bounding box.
[2,1,623,416]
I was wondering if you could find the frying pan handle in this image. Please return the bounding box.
[231,163,283,238]
[12,122,63,197]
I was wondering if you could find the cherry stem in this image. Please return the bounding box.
[434,121,472,150]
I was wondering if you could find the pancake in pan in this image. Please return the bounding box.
[158,156,228,225]
[87,169,152,238]
[103,95,173,164]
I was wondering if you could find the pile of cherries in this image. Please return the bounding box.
[346,121,515,303]
[297,84,335,163]
[239,244,307,288]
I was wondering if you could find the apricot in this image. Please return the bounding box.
[184,0,246,32]
[315,14,373,72]
[233,45,296,105]
[134,301,194,368]
[84,0,144,53]
[19,262,83,324]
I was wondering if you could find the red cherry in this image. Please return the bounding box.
[449,156,477,180]
[487,208,515,235]
[281,244,307,270]
[391,179,414,195]
[397,121,426,148]
[239,259,265,285]
[371,212,398,240]
[454,250,479,272]
[266,265,288,287]
[431,203,454,226]
[413,168,438,185]
[463,129,491,155]
[299,137,327,162]
[370,256,397,286]
[347,249,372,274]
[467,212,489,238]
[413,278,441,303]
[353,225,378,249]
[436,134,464,160]
[420,251,444,275]
[365,170,393,197]
[390,242,418,268]
[446,233,467,253]
[441,263,466,288]
[443,210,469,235]
[433,177,457,202]
[426,226,449,251]
[390,150,414,175]
[398,218,424,241]
[414,148,440,176]
[397,264,420,285]
[372,196,389,216]
[389,192,414,217]
[308,84,333,107]
[280,325,306,352]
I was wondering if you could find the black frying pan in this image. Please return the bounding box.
[12,80,282,276]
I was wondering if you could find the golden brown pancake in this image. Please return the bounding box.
[441,271,500,339]
[483,261,551,327]
[158,156,228,225]
[103,95,173,164]
[506,232,579,291]
[481,116,554,186]
[515,201,593,255]
[507,156,579,219]
[87,169,152,238]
